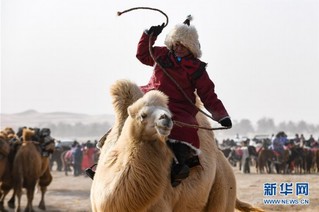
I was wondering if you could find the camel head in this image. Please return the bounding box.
[0,127,15,142]
[41,137,56,154]
[39,128,56,153]
[0,137,10,157]
[127,90,173,142]
[0,132,8,141]
[22,128,36,141]
[3,127,15,136]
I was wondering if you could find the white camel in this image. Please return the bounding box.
[90,79,263,212]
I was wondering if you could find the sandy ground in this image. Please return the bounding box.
[1,165,318,212]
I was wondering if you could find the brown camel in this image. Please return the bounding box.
[0,128,11,181]
[257,149,277,174]
[0,128,21,211]
[90,79,263,212]
[12,128,55,212]
[0,128,14,200]
[0,129,11,211]
[274,149,290,174]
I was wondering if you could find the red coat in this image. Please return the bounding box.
[136,33,229,148]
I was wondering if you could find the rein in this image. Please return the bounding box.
[173,121,229,131]
[117,7,230,131]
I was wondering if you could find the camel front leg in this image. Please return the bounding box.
[38,167,52,210]
[38,186,47,210]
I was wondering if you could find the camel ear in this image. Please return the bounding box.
[127,104,137,119]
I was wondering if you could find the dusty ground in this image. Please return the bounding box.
[2,166,318,212]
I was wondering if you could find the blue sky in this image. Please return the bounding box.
[1,0,319,124]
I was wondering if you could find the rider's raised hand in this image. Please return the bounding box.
[147,23,165,36]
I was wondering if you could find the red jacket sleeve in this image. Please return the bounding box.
[194,69,229,121]
[136,32,166,66]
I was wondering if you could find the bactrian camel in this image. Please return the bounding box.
[0,130,10,180]
[12,128,55,212]
[90,79,263,212]
[0,127,19,211]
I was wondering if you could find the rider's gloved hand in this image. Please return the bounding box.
[219,117,232,128]
[147,23,165,36]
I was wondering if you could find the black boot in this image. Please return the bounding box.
[171,161,190,187]
[167,140,200,187]
[85,164,97,180]
[187,155,201,168]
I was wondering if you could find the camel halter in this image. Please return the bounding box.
[117,7,229,131]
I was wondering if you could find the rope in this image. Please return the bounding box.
[173,121,229,131]
[147,33,230,131]
[148,33,229,130]
[147,36,215,119]
[117,7,169,27]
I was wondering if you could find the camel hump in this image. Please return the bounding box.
[141,90,169,108]
[110,79,144,121]
[22,128,35,141]
[236,198,264,212]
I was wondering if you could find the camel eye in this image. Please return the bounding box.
[141,113,147,119]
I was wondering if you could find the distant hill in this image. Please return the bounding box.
[0,110,115,132]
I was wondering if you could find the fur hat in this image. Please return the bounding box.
[164,15,202,58]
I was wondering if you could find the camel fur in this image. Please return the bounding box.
[90,79,263,212]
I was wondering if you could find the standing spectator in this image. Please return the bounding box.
[87,142,96,167]
[240,140,250,174]
[81,141,96,174]
[81,143,89,173]
[72,144,83,176]
[52,140,63,171]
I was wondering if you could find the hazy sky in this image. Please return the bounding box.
[1,0,319,125]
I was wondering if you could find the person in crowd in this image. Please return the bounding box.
[72,143,83,177]
[270,131,288,162]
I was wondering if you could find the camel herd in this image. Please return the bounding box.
[0,126,55,212]
[90,79,263,212]
[222,143,319,175]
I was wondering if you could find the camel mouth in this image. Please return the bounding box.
[155,121,173,137]
[156,126,172,136]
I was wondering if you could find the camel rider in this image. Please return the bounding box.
[271,131,287,163]
[136,16,232,187]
